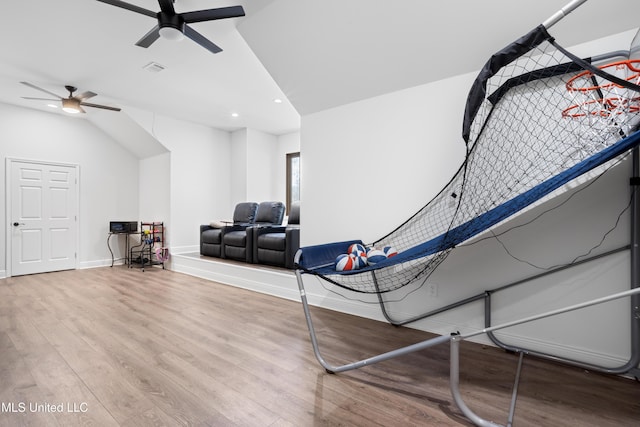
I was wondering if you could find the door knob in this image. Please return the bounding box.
[13,222,25,227]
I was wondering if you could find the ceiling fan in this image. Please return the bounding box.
[21,82,121,114]
[95,0,245,54]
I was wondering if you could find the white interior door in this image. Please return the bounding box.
[9,159,78,276]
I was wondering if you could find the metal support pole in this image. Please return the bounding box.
[466,287,640,341]
[506,352,524,427]
[628,146,640,370]
[542,0,588,30]
[451,287,640,426]
[450,336,504,427]
[296,269,452,374]
[295,269,335,372]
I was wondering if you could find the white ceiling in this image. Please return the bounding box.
[240,0,640,115]
[1,0,639,135]
[0,0,298,135]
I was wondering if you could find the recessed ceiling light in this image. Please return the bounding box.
[47,104,58,109]
[273,98,283,104]
[231,112,239,118]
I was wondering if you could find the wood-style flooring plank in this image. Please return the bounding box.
[0,267,638,427]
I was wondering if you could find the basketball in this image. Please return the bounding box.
[367,249,386,265]
[383,246,398,258]
[335,253,356,271]
[353,252,368,269]
[347,243,366,256]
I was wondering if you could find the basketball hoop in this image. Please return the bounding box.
[563,59,640,134]
[566,59,640,92]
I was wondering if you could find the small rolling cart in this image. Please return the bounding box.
[129,222,167,271]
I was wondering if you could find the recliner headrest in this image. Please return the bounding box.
[255,201,285,225]
[233,202,259,224]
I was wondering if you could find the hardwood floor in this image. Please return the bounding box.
[0,267,638,426]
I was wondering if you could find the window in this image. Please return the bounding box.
[286,152,300,214]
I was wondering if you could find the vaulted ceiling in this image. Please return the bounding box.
[1,0,639,135]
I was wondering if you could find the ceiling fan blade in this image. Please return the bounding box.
[22,97,59,101]
[182,5,245,24]
[184,25,222,54]
[95,0,157,18]
[80,102,122,112]
[158,0,175,15]
[76,91,97,101]
[135,25,161,48]
[20,81,62,99]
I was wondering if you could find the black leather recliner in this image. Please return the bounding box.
[200,202,258,258]
[253,202,300,269]
[222,201,285,262]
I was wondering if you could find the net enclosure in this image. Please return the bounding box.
[296,24,640,294]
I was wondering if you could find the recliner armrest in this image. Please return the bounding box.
[255,225,287,236]
[200,224,212,251]
[285,227,301,269]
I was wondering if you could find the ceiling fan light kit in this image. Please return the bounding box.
[159,26,184,41]
[20,82,121,114]
[95,0,245,54]
[61,98,82,114]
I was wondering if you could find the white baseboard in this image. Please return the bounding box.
[489,330,630,368]
[171,253,301,302]
[0,270,6,279]
[79,258,126,269]
[171,245,199,254]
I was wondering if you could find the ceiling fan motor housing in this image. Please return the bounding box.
[158,11,185,33]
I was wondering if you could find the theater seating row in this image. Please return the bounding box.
[200,201,300,269]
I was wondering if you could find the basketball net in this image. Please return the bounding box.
[564,60,640,132]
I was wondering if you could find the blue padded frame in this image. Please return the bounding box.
[298,129,640,276]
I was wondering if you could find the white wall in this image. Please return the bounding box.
[136,113,232,254]
[0,103,139,274]
[125,107,233,253]
[231,129,248,206]
[302,72,470,246]
[298,31,639,368]
[139,152,171,244]
[246,129,277,203]
[230,128,300,209]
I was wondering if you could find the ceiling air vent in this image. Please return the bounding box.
[143,62,166,73]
